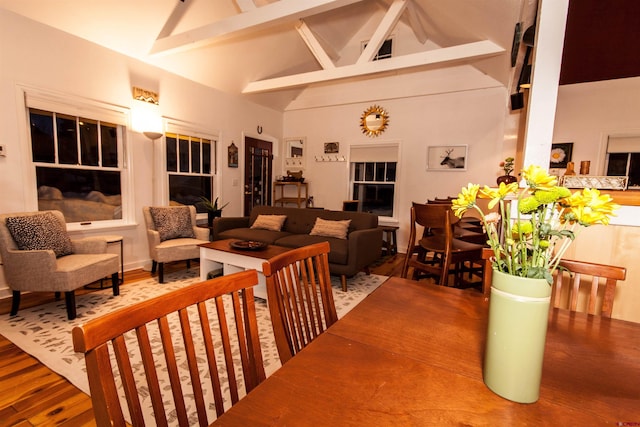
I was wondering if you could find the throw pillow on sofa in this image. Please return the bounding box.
[6,212,74,257]
[251,214,287,231]
[150,206,195,242]
[310,218,351,239]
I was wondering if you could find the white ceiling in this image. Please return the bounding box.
[0,0,538,111]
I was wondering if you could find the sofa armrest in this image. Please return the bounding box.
[212,217,250,240]
[72,237,108,254]
[346,227,383,270]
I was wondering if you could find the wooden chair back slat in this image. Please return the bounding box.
[263,242,338,364]
[111,335,146,425]
[72,270,265,426]
[553,259,626,317]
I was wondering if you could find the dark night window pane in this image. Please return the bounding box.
[202,139,211,174]
[606,153,628,176]
[166,136,177,172]
[375,162,385,181]
[354,163,364,181]
[30,110,55,163]
[365,163,374,181]
[179,137,189,172]
[169,175,211,211]
[56,114,78,164]
[101,123,118,167]
[36,166,122,221]
[629,153,640,187]
[351,183,394,216]
[191,140,200,173]
[386,162,397,181]
[79,118,99,166]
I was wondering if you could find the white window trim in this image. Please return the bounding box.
[162,120,220,219]
[348,141,400,221]
[17,84,135,231]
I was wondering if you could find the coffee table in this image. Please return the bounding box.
[199,239,292,300]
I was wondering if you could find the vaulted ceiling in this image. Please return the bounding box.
[1,0,540,110]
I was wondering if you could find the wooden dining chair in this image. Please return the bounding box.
[262,241,338,364]
[402,202,483,287]
[72,270,266,427]
[552,259,626,317]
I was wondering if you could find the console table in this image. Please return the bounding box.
[273,181,308,207]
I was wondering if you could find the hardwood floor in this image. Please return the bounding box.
[0,255,407,426]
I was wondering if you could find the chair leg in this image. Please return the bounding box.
[186,259,191,269]
[55,291,61,300]
[159,262,165,283]
[151,260,158,274]
[10,291,20,316]
[111,272,120,296]
[65,291,77,320]
[341,275,347,292]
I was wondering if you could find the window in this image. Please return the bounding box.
[605,135,640,188]
[362,38,394,61]
[29,108,124,223]
[165,132,215,212]
[349,144,399,217]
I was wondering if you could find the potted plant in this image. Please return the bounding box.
[452,165,619,403]
[496,157,517,185]
[200,197,229,227]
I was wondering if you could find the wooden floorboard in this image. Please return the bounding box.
[0,255,412,426]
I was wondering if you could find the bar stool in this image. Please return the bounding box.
[380,225,399,255]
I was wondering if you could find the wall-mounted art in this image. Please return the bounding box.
[426,145,468,171]
[324,142,339,154]
[550,142,573,169]
[228,142,238,168]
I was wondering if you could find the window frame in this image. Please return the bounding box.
[161,121,220,221]
[20,85,134,231]
[349,142,399,219]
[603,133,640,189]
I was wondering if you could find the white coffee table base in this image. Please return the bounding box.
[200,247,270,299]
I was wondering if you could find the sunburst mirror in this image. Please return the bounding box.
[360,105,389,137]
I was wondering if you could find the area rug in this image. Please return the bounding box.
[0,269,387,425]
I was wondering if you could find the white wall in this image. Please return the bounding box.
[0,9,282,297]
[283,76,512,252]
[553,76,640,323]
[553,77,640,174]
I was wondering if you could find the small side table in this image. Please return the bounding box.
[85,235,124,289]
[380,225,399,256]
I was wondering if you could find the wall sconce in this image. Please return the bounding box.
[131,86,163,139]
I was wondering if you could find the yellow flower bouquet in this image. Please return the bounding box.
[452,165,619,283]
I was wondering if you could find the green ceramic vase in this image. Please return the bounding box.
[483,270,552,403]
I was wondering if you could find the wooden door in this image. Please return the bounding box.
[244,137,273,216]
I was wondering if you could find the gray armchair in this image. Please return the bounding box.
[143,206,209,283]
[0,210,119,320]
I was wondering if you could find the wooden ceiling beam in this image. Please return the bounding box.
[296,20,337,69]
[243,40,505,93]
[234,0,257,12]
[150,0,364,56]
[357,0,408,64]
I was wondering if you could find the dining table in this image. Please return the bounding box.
[213,276,640,425]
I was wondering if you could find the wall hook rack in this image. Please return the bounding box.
[315,155,346,162]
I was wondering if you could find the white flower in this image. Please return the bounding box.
[550,148,566,164]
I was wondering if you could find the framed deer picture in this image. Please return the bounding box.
[426,145,468,171]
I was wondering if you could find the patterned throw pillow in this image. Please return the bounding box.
[149,207,195,242]
[5,212,74,257]
[309,218,351,239]
[250,215,287,231]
